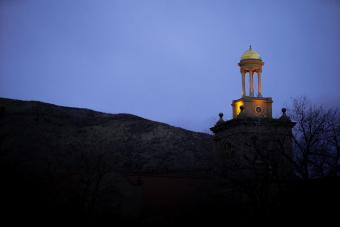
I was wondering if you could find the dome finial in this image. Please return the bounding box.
[249,44,252,50]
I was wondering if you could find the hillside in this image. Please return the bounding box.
[0,97,214,174]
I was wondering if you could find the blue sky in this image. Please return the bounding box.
[1,0,340,132]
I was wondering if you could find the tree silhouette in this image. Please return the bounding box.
[290,97,340,179]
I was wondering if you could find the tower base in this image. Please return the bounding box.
[232,97,273,119]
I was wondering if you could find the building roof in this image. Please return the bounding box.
[241,46,261,60]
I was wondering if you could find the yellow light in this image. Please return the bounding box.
[235,101,244,116]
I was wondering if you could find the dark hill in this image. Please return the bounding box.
[0,97,214,174]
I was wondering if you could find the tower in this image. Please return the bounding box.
[232,46,272,119]
[210,47,295,179]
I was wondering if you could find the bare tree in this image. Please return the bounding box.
[324,108,340,176]
[289,97,340,179]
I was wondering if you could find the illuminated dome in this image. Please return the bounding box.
[241,46,261,60]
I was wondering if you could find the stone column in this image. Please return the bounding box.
[249,71,254,97]
[257,71,262,97]
[241,72,246,97]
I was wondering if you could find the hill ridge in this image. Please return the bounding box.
[0,97,214,174]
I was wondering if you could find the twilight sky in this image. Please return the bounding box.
[1,0,340,132]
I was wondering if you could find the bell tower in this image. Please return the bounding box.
[211,47,295,179]
[232,46,273,118]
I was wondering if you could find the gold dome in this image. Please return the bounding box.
[241,46,261,60]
